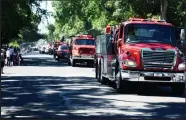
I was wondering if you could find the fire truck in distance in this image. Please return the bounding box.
[95,18,186,95]
[68,34,95,67]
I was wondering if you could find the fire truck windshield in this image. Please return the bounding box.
[75,39,95,45]
[124,24,176,46]
[58,45,68,50]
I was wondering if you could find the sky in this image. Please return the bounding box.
[37,1,55,34]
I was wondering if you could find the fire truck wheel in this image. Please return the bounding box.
[98,62,107,85]
[97,62,101,82]
[57,58,60,62]
[68,61,71,65]
[55,57,58,60]
[72,59,76,67]
[95,61,98,79]
[115,70,130,93]
[115,71,123,93]
[171,83,185,96]
[87,61,94,67]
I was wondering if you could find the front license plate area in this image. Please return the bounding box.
[154,73,163,77]
[82,55,92,58]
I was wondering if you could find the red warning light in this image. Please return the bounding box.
[105,25,111,34]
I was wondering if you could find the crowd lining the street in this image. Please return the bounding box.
[1,47,23,74]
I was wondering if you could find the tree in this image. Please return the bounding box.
[160,0,168,20]
[184,15,186,57]
[1,0,47,45]
[47,24,55,41]
[51,0,185,38]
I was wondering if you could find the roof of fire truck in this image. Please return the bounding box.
[73,34,94,40]
[54,40,65,45]
[123,18,173,26]
[106,18,173,29]
[105,18,173,34]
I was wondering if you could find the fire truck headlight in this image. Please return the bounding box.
[123,60,137,67]
[178,63,186,71]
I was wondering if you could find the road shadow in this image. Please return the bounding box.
[21,55,93,68]
[1,76,186,119]
[107,80,186,97]
[20,57,70,67]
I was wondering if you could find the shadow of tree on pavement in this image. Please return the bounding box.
[1,76,186,119]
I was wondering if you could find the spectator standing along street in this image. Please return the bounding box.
[9,47,14,66]
[6,48,11,66]
[1,49,5,74]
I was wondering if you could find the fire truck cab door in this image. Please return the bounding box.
[107,38,116,77]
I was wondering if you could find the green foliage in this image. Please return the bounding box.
[8,41,20,48]
[49,0,185,38]
[1,0,47,45]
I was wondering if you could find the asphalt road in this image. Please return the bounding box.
[1,51,186,119]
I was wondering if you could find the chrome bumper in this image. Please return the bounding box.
[120,70,186,83]
[72,55,94,60]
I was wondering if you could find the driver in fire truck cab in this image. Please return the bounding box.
[126,27,136,42]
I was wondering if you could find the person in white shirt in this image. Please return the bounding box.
[6,48,11,66]
[1,49,5,74]
[9,47,14,66]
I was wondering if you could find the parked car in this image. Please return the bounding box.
[56,44,71,65]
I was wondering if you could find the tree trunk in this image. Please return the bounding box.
[160,0,168,20]
[184,15,186,58]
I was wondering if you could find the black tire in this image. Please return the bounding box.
[101,76,107,85]
[55,56,58,60]
[115,70,124,93]
[95,60,98,79]
[171,83,185,96]
[97,61,101,82]
[98,60,107,85]
[57,57,60,62]
[53,54,56,59]
[91,61,95,68]
[67,59,71,65]
[87,62,91,67]
[87,61,94,67]
[115,66,130,93]
[68,61,71,65]
[72,59,76,67]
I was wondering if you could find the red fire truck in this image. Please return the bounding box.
[95,18,186,95]
[68,34,95,67]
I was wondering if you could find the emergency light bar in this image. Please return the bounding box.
[129,17,144,21]
[156,20,166,22]
[76,34,93,38]
[128,17,167,23]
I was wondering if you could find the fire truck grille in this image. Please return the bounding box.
[79,48,94,54]
[141,50,176,69]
